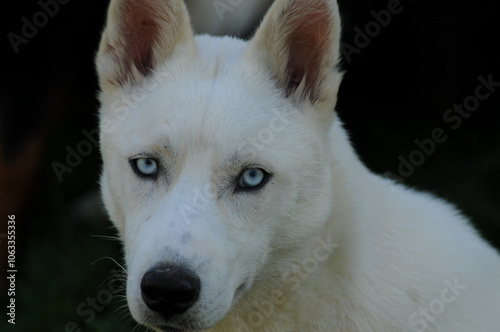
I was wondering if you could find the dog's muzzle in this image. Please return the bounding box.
[141,263,201,320]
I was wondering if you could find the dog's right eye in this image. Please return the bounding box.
[131,158,158,178]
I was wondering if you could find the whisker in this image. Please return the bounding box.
[90,256,127,273]
[91,234,121,241]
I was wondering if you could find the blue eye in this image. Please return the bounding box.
[238,168,268,190]
[133,158,158,177]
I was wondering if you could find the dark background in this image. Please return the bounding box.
[1,0,499,331]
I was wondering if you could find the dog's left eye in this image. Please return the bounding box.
[132,158,158,177]
[237,168,269,190]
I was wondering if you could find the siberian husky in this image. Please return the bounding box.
[95,0,500,331]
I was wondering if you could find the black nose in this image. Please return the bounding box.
[141,263,201,317]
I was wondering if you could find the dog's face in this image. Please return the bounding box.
[97,0,342,330]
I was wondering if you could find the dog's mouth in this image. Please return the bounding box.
[143,313,205,332]
[154,325,185,332]
[154,321,200,332]
[233,279,251,303]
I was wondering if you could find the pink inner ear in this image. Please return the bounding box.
[113,0,168,83]
[283,1,332,101]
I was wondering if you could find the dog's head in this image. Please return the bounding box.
[96,0,342,330]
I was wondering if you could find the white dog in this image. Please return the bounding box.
[95,0,500,331]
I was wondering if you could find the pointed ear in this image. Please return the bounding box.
[246,0,342,106]
[96,0,195,92]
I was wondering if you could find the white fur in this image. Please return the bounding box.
[96,0,500,331]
